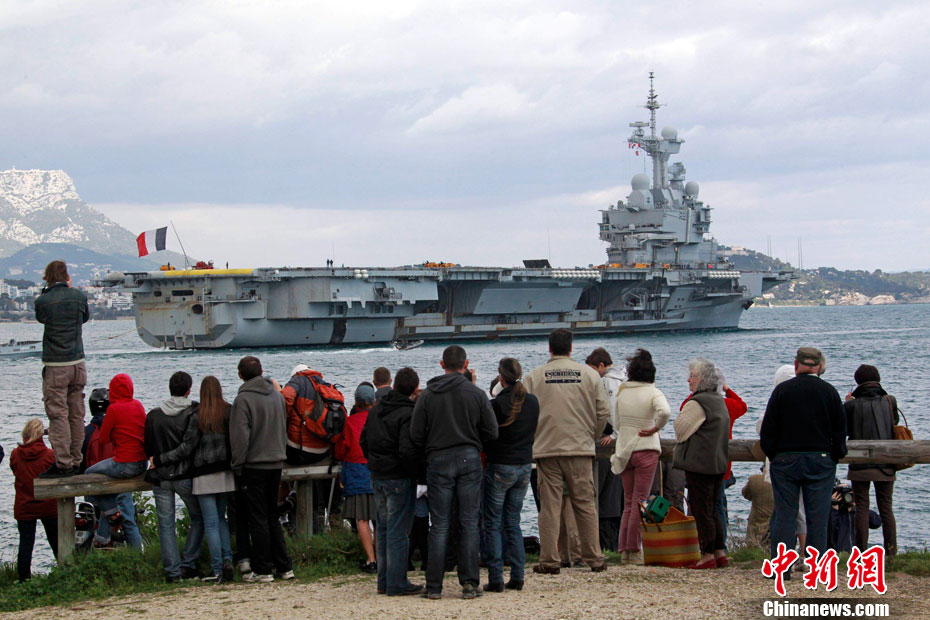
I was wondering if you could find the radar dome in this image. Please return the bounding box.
[684,181,699,197]
[631,173,650,191]
[628,190,646,208]
[661,126,678,140]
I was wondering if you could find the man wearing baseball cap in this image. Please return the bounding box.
[760,347,847,577]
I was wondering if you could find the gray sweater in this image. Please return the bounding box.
[230,376,287,471]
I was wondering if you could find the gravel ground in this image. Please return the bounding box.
[3,564,923,620]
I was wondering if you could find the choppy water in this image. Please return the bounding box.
[2,304,928,572]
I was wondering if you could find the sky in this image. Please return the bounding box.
[1,0,928,271]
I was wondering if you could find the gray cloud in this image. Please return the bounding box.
[1,0,928,270]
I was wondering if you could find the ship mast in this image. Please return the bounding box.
[646,72,661,193]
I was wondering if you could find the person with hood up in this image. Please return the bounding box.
[361,367,424,596]
[844,364,899,555]
[144,371,206,582]
[81,388,143,548]
[410,345,498,600]
[230,356,293,583]
[85,373,147,538]
[10,419,58,581]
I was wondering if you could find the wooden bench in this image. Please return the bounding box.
[34,465,341,565]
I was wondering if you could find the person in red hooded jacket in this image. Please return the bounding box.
[85,373,148,534]
[10,418,58,581]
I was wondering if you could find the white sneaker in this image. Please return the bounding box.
[242,572,274,583]
[628,551,644,566]
[278,570,295,580]
[237,559,252,575]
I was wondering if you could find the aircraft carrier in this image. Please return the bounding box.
[99,76,793,350]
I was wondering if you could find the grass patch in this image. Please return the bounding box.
[889,550,930,577]
[0,527,367,613]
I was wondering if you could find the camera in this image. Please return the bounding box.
[832,480,854,510]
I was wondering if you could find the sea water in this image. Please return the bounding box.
[1,303,928,571]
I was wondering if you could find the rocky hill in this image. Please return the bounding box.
[0,169,139,258]
[0,243,167,284]
[720,246,930,305]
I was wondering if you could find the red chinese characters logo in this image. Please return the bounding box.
[802,547,839,591]
[847,546,887,595]
[761,542,799,596]
[763,545,887,596]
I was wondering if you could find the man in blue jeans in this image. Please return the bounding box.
[360,367,424,596]
[411,346,498,600]
[144,371,205,582]
[760,347,847,578]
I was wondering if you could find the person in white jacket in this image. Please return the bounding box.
[610,349,671,565]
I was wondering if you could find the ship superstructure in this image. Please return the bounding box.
[99,76,792,349]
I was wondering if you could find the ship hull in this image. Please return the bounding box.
[121,266,791,350]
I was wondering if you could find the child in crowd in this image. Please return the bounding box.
[10,419,58,581]
[337,383,378,573]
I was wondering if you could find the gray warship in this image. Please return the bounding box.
[100,76,792,349]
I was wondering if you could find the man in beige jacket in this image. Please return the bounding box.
[524,329,610,574]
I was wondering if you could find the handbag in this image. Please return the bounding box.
[888,396,914,471]
[640,505,701,567]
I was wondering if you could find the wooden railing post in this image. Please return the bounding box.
[295,479,314,538]
[57,497,75,565]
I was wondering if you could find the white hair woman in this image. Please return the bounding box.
[673,358,729,569]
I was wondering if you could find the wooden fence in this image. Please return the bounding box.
[35,439,930,565]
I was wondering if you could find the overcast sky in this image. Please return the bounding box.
[2,0,928,270]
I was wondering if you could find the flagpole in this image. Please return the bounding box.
[170,221,191,269]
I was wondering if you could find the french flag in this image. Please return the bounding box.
[137,227,167,257]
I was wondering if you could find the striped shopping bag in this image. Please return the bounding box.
[640,506,701,567]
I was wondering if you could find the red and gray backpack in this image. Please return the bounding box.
[288,370,347,443]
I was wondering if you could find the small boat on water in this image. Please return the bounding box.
[393,339,424,351]
[0,339,42,360]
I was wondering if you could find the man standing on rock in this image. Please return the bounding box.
[230,355,294,583]
[35,260,89,479]
[524,329,610,574]
[761,347,846,574]
[410,345,498,600]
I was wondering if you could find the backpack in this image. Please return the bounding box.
[288,370,347,444]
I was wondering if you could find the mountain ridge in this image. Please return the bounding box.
[0,168,139,258]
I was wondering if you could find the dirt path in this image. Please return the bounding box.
[3,564,922,620]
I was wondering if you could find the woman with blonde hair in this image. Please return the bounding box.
[10,419,58,581]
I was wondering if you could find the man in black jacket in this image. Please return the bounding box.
[360,367,424,597]
[143,371,205,582]
[761,347,847,569]
[410,346,498,600]
[35,260,89,478]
